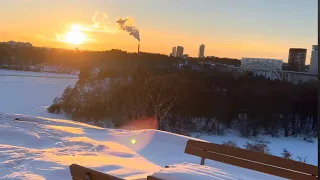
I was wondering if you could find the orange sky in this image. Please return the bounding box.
[0,0,317,63]
[1,27,308,62]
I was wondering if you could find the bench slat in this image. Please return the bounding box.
[186,140,318,176]
[69,164,124,180]
[185,147,317,180]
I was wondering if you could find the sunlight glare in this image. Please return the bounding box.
[64,24,86,45]
[71,24,82,31]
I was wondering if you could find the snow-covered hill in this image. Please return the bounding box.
[0,114,287,180]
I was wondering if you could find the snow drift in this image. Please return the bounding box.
[0,114,287,180]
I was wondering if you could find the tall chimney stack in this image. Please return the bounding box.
[138,44,140,54]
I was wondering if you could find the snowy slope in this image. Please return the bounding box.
[0,114,286,180]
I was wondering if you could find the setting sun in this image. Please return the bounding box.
[64,24,86,45]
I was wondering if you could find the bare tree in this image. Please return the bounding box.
[281,149,293,160]
[297,156,308,163]
[145,74,187,130]
[102,78,151,127]
[127,77,152,121]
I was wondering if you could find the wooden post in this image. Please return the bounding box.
[201,149,207,165]
[200,157,205,165]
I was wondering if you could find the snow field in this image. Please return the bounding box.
[0,114,286,180]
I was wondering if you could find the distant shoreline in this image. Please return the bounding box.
[0,69,79,79]
[0,73,79,79]
[0,67,78,75]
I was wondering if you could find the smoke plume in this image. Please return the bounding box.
[92,11,108,29]
[116,17,140,42]
[91,11,117,34]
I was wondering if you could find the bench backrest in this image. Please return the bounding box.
[184,140,318,180]
[147,176,163,180]
[69,164,124,180]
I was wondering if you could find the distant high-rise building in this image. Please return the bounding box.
[176,46,184,57]
[198,44,205,58]
[171,47,177,57]
[288,48,307,71]
[309,45,318,74]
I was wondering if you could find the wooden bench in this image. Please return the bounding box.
[183,139,318,180]
[69,164,124,180]
[70,140,318,180]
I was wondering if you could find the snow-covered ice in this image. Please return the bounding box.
[0,69,77,118]
[0,114,287,180]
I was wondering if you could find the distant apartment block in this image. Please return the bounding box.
[198,44,205,58]
[171,47,177,57]
[176,46,184,58]
[309,45,318,74]
[288,48,307,71]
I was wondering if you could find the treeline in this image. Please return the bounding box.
[0,42,240,71]
[48,59,318,138]
[0,43,47,70]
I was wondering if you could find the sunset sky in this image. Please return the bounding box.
[0,0,317,63]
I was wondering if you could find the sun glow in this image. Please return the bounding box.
[64,24,86,45]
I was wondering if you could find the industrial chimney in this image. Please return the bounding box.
[138,44,140,54]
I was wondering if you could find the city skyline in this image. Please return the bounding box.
[0,0,317,63]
